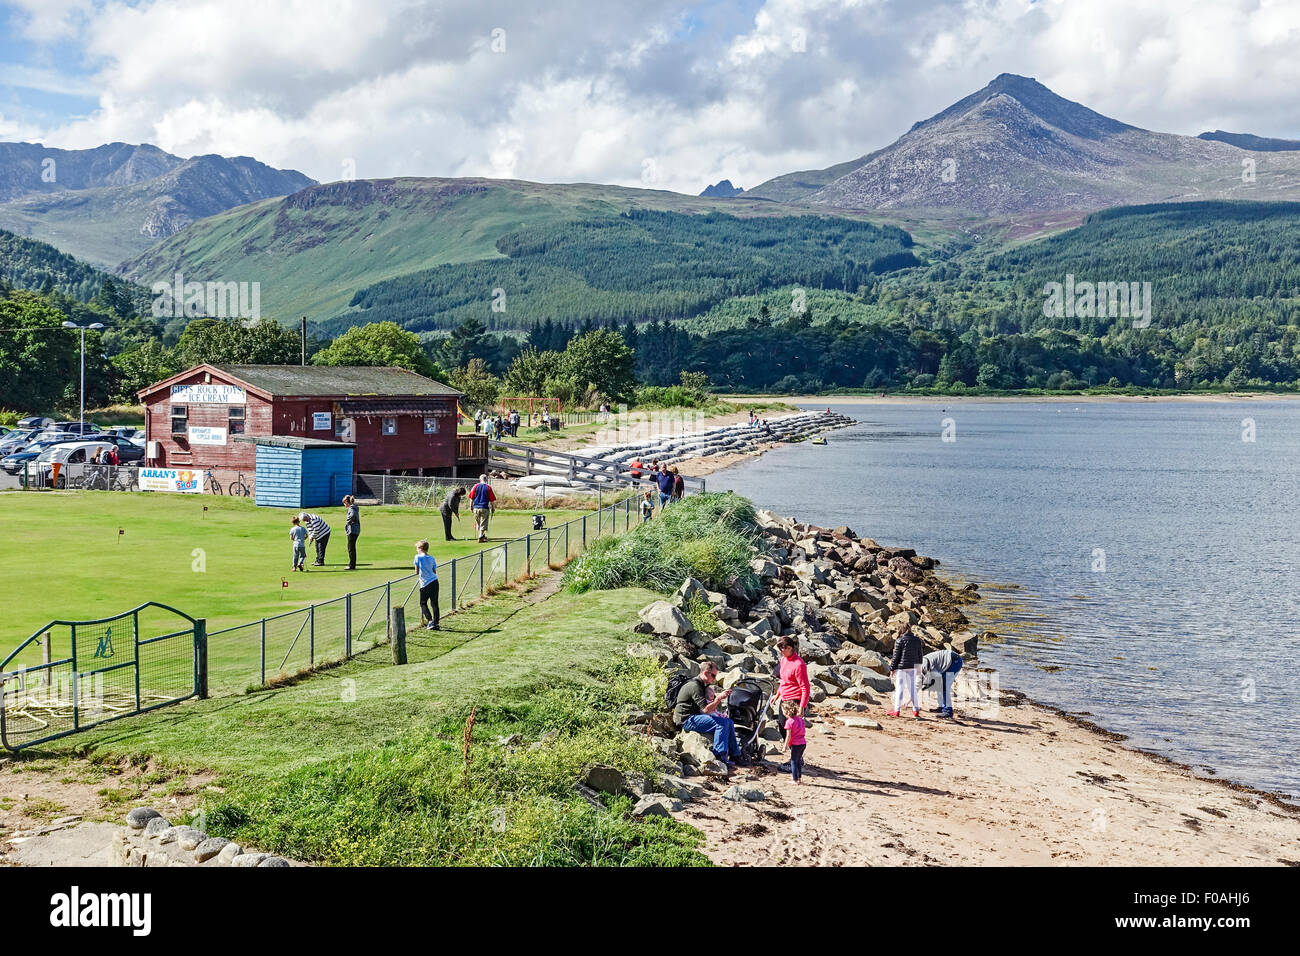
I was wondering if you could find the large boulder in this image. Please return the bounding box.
[638,601,692,638]
[678,732,718,767]
[750,558,780,579]
[675,577,710,609]
[582,765,627,796]
[822,607,867,644]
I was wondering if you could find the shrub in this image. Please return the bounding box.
[562,491,761,595]
[683,595,721,637]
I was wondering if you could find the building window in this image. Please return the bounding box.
[423,416,439,434]
[228,406,246,435]
[170,405,187,436]
[381,417,397,436]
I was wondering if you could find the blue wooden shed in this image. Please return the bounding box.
[235,435,355,509]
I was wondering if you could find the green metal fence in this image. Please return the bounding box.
[0,602,201,751]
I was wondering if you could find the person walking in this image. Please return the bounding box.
[655,464,674,511]
[778,700,808,783]
[299,511,332,566]
[413,539,439,631]
[440,486,465,541]
[342,495,360,570]
[670,465,685,502]
[888,624,925,719]
[468,474,496,542]
[921,647,964,719]
[639,489,654,522]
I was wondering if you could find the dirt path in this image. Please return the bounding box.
[687,695,1300,866]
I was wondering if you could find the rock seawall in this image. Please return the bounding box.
[618,509,991,804]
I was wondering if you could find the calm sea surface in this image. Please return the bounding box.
[712,400,1300,799]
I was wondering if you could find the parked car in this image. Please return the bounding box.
[0,428,39,455]
[25,441,115,486]
[80,433,145,464]
[3,437,85,474]
[48,421,99,437]
[16,416,55,429]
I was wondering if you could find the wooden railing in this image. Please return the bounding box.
[457,433,488,461]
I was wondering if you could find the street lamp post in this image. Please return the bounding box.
[62,321,104,432]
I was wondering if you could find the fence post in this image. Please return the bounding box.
[345,592,352,658]
[195,619,208,700]
[260,618,266,686]
[132,611,141,711]
[582,514,587,550]
[309,604,315,667]
[565,520,570,559]
[389,607,407,665]
[546,526,551,568]
[385,581,391,637]
[451,558,457,610]
[503,542,509,586]
[525,533,531,577]
[479,550,484,596]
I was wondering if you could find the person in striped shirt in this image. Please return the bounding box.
[299,512,332,566]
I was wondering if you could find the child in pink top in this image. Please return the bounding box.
[780,699,807,783]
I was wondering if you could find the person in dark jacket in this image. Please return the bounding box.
[673,661,744,767]
[655,465,674,511]
[888,624,925,719]
[670,466,685,501]
[440,486,465,541]
[342,495,360,570]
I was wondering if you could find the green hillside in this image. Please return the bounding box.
[121,177,886,327]
[329,208,918,334]
[0,227,149,307]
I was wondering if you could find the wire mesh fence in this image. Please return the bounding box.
[202,495,637,696]
[0,603,198,750]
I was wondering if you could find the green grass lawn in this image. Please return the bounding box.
[39,582,707,865]
[0,491,583,668]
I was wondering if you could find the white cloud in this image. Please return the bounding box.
[13,0,1300,195]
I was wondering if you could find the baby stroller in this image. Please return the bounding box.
[724,677,776,763]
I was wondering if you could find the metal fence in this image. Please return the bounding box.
[18,464,254,497]
[0,602,200,751]
[204,494,638,695]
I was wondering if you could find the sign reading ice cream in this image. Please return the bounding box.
[140,468,204,493]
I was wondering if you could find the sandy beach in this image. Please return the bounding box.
[686,693,1300,866]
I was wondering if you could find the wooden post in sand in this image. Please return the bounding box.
[388,607,407,665]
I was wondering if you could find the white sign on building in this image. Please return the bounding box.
[187,426,227,446]
[170,383,247,404]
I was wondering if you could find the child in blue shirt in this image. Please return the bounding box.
[289,517,307,571]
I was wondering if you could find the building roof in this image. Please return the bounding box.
[213,365,460,398]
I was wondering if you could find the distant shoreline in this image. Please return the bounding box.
[731,392,1300,405]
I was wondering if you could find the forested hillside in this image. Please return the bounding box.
[326,209,919,333]
[0,228,149,308]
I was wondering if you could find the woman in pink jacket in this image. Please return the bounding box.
[775,636,811,714]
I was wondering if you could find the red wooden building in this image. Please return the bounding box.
[138,364,468,474]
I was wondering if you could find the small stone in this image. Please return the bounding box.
[193,837,229,862]
[632,794,682,818]
[232,853,268,868]
[216,842,243,865]
[723,785,766,803]
[178,829,207,851]
[841,717,883,730]
[144,816,172,838]
[257,856,291,867]
[126,807,162,829]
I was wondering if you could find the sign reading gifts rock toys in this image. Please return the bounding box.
[170,383,246,404]
[139,468,204,493]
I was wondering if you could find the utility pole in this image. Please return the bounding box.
[301,316,307,366]
[62,321,104,431]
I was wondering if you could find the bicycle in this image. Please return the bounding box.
[206,471,223,495]
[228,472,252,497]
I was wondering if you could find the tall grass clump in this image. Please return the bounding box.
[201,656,708,867]
[563,491,761,595]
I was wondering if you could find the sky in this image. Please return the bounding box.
[2,0,1299,194]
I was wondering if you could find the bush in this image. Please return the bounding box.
[683,595,721,637]
[562,491,761,595]
[0,409,20,428]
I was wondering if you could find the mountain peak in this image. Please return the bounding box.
[908,74,1134,140]
[700,179,744,198]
